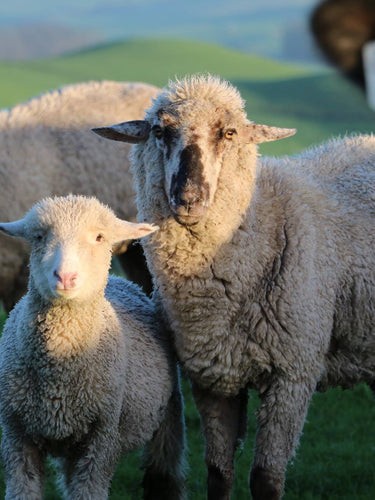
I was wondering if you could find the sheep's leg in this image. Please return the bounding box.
[61,427,122,500]
[250,378,316,500]
[142,381,187,500]
[192,383,249,500]
[1,429,45,500]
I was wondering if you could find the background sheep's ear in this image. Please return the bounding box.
[243,123,296,144]
[0,219,27,239]
[113,220,159,243]
[92,120,151,144]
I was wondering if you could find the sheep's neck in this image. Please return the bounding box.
[146,174,257,279]
[27,287,105,359]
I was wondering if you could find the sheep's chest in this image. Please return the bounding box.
[5,354,111,442]
[165,277,272,396]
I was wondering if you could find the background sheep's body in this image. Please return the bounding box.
[94,76,375,500]
[0,196,185,500]
[0,80,159,311]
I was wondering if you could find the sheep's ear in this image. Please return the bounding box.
[242,123,296,144]
[113,220,159,243]
[0,219,27,239]
[92,120,151,144]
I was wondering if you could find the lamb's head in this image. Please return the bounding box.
[93,75,296,227]
[0,195,157,302]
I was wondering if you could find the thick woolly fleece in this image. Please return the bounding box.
[0,196,185,500]
[0,80,159,310]
[124,76,375,496]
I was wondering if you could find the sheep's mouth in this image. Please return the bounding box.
[169,201,207,226]
[172,213,201,226]
[53,286,80,299]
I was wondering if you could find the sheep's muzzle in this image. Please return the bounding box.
[168,144,209,226]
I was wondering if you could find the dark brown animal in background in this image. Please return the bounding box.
[311,0,375,88]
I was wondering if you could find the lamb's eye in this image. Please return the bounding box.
[35,234,44,242]
[224,129,236,140]
[153,126,163,139]
[96,234,104,243]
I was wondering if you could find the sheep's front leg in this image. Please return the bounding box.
[60,427,122,500]
[250,378,316,500]
[1,427,45,500]
[192,383,249,500]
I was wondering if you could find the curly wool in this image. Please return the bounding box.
[93,74,375,498]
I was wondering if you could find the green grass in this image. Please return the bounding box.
[0,38,314,108]
[0,37,374,498]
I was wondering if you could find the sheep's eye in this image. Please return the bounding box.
[153,126,163,139]
[96,234,104,243]
[35,234,44,242]
[224,129,236,140]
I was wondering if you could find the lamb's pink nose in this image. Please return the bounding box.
[54,270,78,288]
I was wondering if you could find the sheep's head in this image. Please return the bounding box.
[93,75,296,227]
[0,195,158,302]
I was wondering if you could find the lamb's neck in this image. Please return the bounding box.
[27,286,107,359]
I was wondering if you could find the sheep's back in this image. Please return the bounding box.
[0,81,159,129]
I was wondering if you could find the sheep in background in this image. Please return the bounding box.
[0,195,186,500]
[0,80,159,312]
[94,74,375,500]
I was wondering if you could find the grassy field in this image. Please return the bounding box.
[0,38,373,158]
[0,38,312,106]
[0,38,374,498]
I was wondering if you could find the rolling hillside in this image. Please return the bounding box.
[0,38,373,157]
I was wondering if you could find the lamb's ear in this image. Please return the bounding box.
[0,219,27,239]
[92,120,151,144]
[113,220,159,243]
[242,123,296,144]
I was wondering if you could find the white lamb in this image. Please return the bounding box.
[93,74,375,500]
[0,80,159,311]
[0,195,186,500]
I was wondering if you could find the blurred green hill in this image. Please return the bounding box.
[0,38,372,156]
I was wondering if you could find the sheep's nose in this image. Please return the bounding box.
[54,270,78,288]
[176,187,202,208]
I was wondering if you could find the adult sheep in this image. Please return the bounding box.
[0,195,186,500]
[0,80,159,312]
[94,74,375,500]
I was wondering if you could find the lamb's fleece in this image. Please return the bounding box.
[93,74,375,500]
[0,195,185,500]
[0,80,159,311]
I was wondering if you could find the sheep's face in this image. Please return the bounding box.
[147,102,242,226]
[92,76,296,226]
[0,196,158,303]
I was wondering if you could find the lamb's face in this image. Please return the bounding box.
[28,212,112,302]
[92,76,296,227]
[0,196,158,303]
